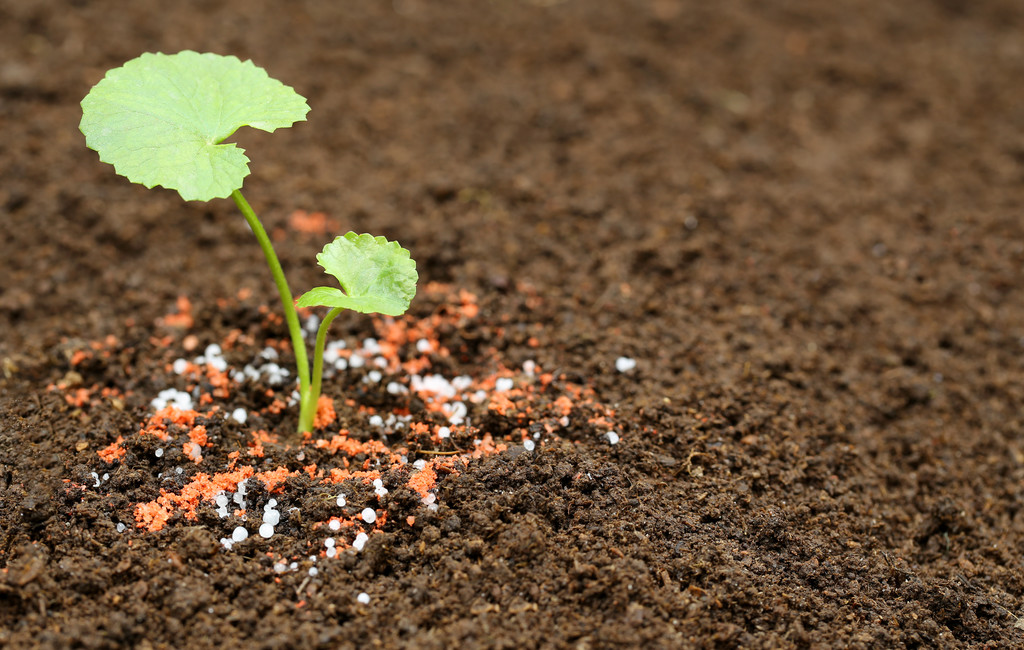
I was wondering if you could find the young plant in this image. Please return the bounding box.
[80,50,417,434]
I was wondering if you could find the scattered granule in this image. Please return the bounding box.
[167,359,199,375]
[408,422,431,437]
[615,356,637,373]
[314,395,336,429]
[488,393,516,416]
[124,285,633,540]
[135,500,173,532]
[319,517,355,532]
[401,356,432,375]
[262,311,284,327]
[406,461,439,500]
[149,335,175,349]
[256,467,296,492]
[182,442,203,463]
[553,395,574,416]
[262,398,287,415]
[70,349,91,366]
[188,425,209,447]
[178,468,256,517]
[140,405,206,441]
[313,434,400,463]
[159,296,194,329]
[470,433,508,459]
[97,436,126,463]
[100,386,126,400]
[287,209,337,235]
[375,339,398,363]
[247,429,277,457]
[135,467,259,531]
[457,289,479,319]
[324,468,382,485]
[65,386,93,408]
[205,365,233,399]
[222,328,254,349]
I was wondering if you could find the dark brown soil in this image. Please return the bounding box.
[4,0,1024,647]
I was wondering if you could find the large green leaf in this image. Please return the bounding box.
[297,233,418,316]
[80,51,309,201]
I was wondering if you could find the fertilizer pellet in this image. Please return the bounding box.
[615,356,637,373]
[353,532,369,551]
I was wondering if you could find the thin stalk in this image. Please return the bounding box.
[230,189,312,431]
[299,306,343,433]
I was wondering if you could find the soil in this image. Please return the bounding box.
[3,0,1024,647]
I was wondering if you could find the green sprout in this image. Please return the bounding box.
[80,51,417,434]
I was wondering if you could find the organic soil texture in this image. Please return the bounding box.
[3,1,1024,648]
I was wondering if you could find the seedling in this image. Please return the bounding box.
[80,51,417,433]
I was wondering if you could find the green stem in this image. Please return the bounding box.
[230,189,312,431]
[299,307,344,433]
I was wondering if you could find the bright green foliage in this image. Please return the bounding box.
[80,51,309,201]
[80,51,417,435]
[299,233,419,316]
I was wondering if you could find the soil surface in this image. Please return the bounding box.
[3,0,1024,648]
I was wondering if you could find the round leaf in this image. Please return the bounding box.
[297,233,418,316]
[80,51,309,201]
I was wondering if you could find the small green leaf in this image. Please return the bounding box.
[80,51,309,201]
[297,233,418,316]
